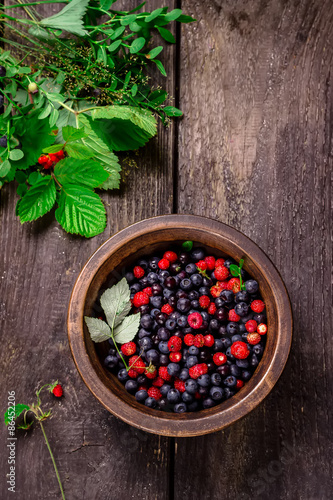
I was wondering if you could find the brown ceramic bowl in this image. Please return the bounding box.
[68,215,292,437]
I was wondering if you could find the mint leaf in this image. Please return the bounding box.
[157,27,176,43]
[54,158,109,188]
[130,37,146,54]
[182,240,193,252]
[153,59,167,77]
[229,265,240,277]
[0,159,11,178]
[84,317,111,342]
[4,404,30,425]
[100,278,131,328]
[18,177,56,222]
[40,0,89,37]
[163,106,183,117]
[145,8,164,23]
[64,142,95,159]
[164,9,182,21]
[55,184,106,238]
[62,126,87,143]
[146,46,163,59]
[9,149,24,161]
[113,313,141,344]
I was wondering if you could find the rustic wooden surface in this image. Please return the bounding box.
[0,0,332,499]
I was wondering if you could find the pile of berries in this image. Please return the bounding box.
[104,246,267,413]
[38,150,65,170]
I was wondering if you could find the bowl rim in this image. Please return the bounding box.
[67,214,293,437]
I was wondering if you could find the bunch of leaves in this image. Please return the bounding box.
[0,1,195,237]
[84,277,140,370]
[229,258,246,291]
[4,381,66,500]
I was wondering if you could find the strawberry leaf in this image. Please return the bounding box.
[113,313,141,344]
[4,404,30,425]
[62,126,87,143]
[84,317,111,343]
[100,278,131,328]
[229,265,240,277]
[18,177,56,222]
[54,158,109,189]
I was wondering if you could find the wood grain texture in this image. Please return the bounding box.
[176,0,332,498]
[0,1,177,499]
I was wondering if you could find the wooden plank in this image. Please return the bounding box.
[175,0,332,498]
[0,1,176,498]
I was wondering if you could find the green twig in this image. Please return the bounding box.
[39,422,66,500]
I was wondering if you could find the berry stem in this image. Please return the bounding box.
[110,332,129,370]
[39,421,66,500]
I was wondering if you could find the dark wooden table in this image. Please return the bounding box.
[1,1,332,499]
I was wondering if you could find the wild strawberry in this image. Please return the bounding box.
[204,334,215,347]
[187,312,203,329]
[231,341,250,359]
[184,334,195,346]
[152,377,165,387]
[56,150,65,159]
[169,352,182,363]
[194,392,202,399]
[218,280,229,290]
[142,286,153,297]
[168,336,182,352]
[245,320,257,333]
[236,379,244,389]
[145,365,157,379]
[193,334,205,348]
[128,368,138,379]
[158,258,170,270]
[38,155,48,165]
[161,304,174,315]
[228,309,240,322]
[199,295,210,309]
[44,159,53,169]
[138,384,148,392]
[148,387,162,400]
[163,251,178,262]
[247,333,261,345]
[215,258,225,267]
[174,379,186,393]
[49,153,58,162]
[121,342,136,356]
[128,355,146,374]
[132,291,149,308]
[257,323,267,335]
[213,352,227,366]
[208,302,217,315]
[204,256,216,270]
[133,266,145,278]
[210,284,223,298]
[189,363,208,379]
[52,384,63,397]
[196,260,207,271]
[251,300,265,313]
[159,366,172,381]
[214,266,229,281]
[227,278,240,293]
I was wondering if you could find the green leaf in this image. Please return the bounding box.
[43,144,64,154]
[146,46,163,59]
[15,171,27,184]
[3,103,13,118]
[239,259,244,269]
[49,108,59,128]
[100,0,116,9]
[54,158,109,188]
[229,265,240,277]
[110,25,125,40]
[0,159,11,178]
[4,404,30,425]
[64,142,95,159]
[145,8,164,23]
[149,90,168,105]
[55,184,106,238]
[108,39,122,53]
[18,177,56,223]
[17,183,28,197]
[114,313,141,344]
[129,21,142,33]
[28,171,42,185]
[9,149,24,161]
[182,240,193,252]
[99,161,121,190]
[131,84,138,97]
[91,105,157,151]
[163,106,183,117]
[164,9,182,21]
[100,278,131,329]
[120,14,137,26]
[84,317,111,343]
[130,37,146,54]
[177,14,196,23]
[38,104,52,120]
[157,27,176,43]
[40,0,89,37]
[153,59,167,76]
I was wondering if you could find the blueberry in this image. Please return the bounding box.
[139,276,149,287]
[164,276,176,289]
[180,278,193,291]
[253,313,266,323]
[240,313,254,324]
[199,286,210,296]
[117,369,129,383]
[236,359,249,369]
[177,270,187,280]
[234,302,249,317]
[224,387,235,399]
[250,353,259,367]
[217,364,230,377]
[190,299,199,309]
[221,290,234,303]
[176,289,188,299]
[160,383,172,397]
[188,345,199,356]
[224,375,237,388]
[190,247,205,261]
[235,291,250,303]
[150,296,163,309]
[241,370,252,381]
[232,334,242,343]
[0,66,7,77]
[159,354,169,365]
[206,361,215,373]
[199,348,211,363]
[138,328,152,339]
[150,308,160,318]
[163,288,174,299]
[185,263,197,275]
[158,340,170,354]
[157,398,168,410]
[146,349,159,364]
[245,279,259,294]
[170,262,182,275]
[210,386,224,401]
[125,271,135,284]
[215,308,228,321]
[223,258,236,269]
[151,283,163,296]
[188,401,199,411]
[167,388,181,403]
[149,256,160,271]
[220,337,232,349]
[253,344,264,356]
[238,323,247,333]
[137,375,147,385]
[174,402,187,413]
[185,379,198,394]
[182,391,194,403]
[215,297,224,308]
[211,373,222,386]
[202,397,216,409]
[201,311,210,322]
[173,329,183,338]
[188,290,199,300]
[167,363,180,377]
[179,368,189,381]
[179,252,190,265]
[209,319,220,331]
[182,327,193,336]
[226,347,235,360]
[130,283,141,294]
[135,390,148,402]
[169,311,181,321]
[218,325,227,336]
[138,258,149,270]
[157,327,170,341]
[226,322,239,335]
[230,364,241,377]
[159,270,170,282]
[190,273,203,287]
[104,354,118,369]
[155,312,168,325]
[177,315,188,328]
[125,380,138,393]
[140,314,153,330]
[139,304,150,315]
[177,298,191,313]
[214,339,224,352]
[197,373,211,387]
[145,397,157,408]
[165,318,176,331]
[186,355,198,368]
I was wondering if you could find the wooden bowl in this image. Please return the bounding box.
[68,215,292,437]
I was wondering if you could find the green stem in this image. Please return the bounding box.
[0,89,23,114]
[0,1,68,8]
[39,421,66,500]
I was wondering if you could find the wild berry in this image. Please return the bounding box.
[121,342,136,356]
[247,333,261,345]
[128,356,146,374]
[230,341,250,359]
[152,377,165,387]
[161,304,174,315]
[204,256,216,270]
[257,323,267,335]
[213,352,227,366]
[174,378,186,393]
[204,334,215,347]
[148,387,162,400]
[52,384,63,397]
[227,278,241,293]
[189,363,208,379]
[187,312,203,329]
[169,352,182,363]
[184,334,194,346]
[251,300,265,313]
[215,266,229,281]
[199,295,210,309]
[132,291,149,308]
[142,286,153,297]
[228,309,240,322]
[158,258,170,270]
[159,366,172,381]
[193,334,205,348]
[196,260,207,271]
[168,336,182,352]
[163,251,178,262]
[245,320,257,333]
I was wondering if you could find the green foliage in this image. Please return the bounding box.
[18,177,56,222]
[4,404,30,426]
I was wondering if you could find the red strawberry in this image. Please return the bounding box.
[138,384,148,391]
[38,155,48,165]
[204,256,216,271]
[152,377,165,387]
[44,159,53,169]
[161,304,174,315]
[159,366,172,381]
[158,258,170,270]
[128,355,146,374]
[231,341,250,359]
[174,378,186,393]
[189,363,208,379]
[168,336,182,352]
[184,334,194,346]
[251,300,265,313]
[163,251,178,263]
[218,280,229,290]
[145,365,157,379]
[52,384,63,397]
[193,334,205,348]
[257,323,267,335]
[210,284,223,298]
[214,266,229,281]
[169,352,182,363]
[247,333,261,345]
[142,286,153,297]
[196,260,207,271]
[236,379,244,389]
[121,341,136,356]
[56,150,65,159]
[227,278,240,293]
[204,334,215,347]
[215,258,225,267]
[49,153,58,162]
[208,302,217,315]
[128,368,138,379]
[213,352,227,366]
[199,295,210,309]
[228,309,240,322]
[133,266,145,278]
[187,312,203,329]
[245,320,257,333]
[148,387,162,400]
[132,291,149,308]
